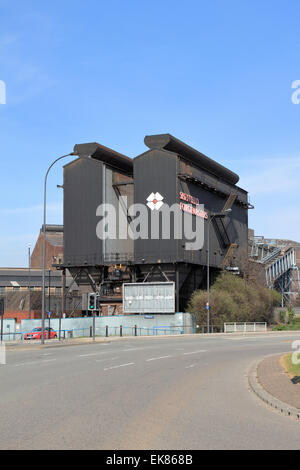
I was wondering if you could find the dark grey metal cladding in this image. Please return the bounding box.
[64,142,134,270]
[134,143,248,268]
[179,177,248,268]
[180,157,248,267]
[73,142,133,175]
[104,166,134,263]
[64,157,104,267]
[178,158,247,204]
[134,149,179,264]
[144,134,239,185]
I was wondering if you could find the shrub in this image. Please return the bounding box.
[279,310,286,323]
[187,272,281,327]
[287,308,295,324]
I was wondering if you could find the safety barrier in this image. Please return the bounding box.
[1,325,186,342]
[152,326,184,336]
[224,322,267,333]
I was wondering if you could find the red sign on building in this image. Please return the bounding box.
[179,192,199,205]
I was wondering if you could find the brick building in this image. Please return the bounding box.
[31,225,64,270]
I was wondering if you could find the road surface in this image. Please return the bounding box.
[0,333,300,450]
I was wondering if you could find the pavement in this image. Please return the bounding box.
[1,332,300,450]
[254,354,300,411]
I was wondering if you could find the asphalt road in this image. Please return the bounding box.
[1,332,300,450]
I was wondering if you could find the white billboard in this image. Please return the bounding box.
[123,282,175,314]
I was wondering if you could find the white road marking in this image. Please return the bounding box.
[14,359,57,367]
[225,335,300,341]
[228,336,266,340]
[146,355,172,362]
[104,362,135,371]
[122,348,140,352]
[183,350,207,355]
[185,364,196,369]
[122,346,159,352]
[78,351,111,357]
[78,353,99,357]
[96,357,118,363]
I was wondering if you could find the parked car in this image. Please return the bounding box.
[24,327,57,340]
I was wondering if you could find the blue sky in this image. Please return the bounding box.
[0,0,299,266]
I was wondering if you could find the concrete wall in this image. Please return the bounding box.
[20,313,194,339]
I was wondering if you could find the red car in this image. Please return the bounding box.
[24,327,57,340]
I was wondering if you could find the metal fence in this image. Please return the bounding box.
[1,322,269,342]
[224,322,267,333]
[0,324,186,342]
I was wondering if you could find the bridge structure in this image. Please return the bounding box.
[263,247,299,304]
[249,235,300,306]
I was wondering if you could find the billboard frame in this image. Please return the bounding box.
[123,282,175,314]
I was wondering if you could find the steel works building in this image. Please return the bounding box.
[61,133,251,313]
[2,134,298,321]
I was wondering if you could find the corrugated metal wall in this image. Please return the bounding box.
[64,157,103,266]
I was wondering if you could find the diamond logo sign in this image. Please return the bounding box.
[146,192,164,211]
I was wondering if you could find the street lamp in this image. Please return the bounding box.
[41,153,75,344]
[41,145,103,344]
[28,244,31,320]
[206,208,231,334]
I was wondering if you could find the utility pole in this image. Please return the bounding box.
[28,244,31,320]
[60,268,66,340]
[48,269,51,314]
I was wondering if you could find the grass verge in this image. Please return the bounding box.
[281,353,300,382]
[272,320,300,331]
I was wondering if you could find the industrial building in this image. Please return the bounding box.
[0,225,79,321]
[31,224,64,270]
[0,267,80,322]
[248,230,300,306]
[61,133,251,313]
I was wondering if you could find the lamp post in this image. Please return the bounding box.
[28,244,31,320]
[41,153,75,344]
[206,209,231,334]
[41,146,103,344]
